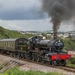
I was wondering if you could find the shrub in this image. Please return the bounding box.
[69,57,75,64]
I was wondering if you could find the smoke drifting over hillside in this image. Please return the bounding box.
[42,0,75,38]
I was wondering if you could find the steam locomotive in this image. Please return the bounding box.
[0,36,71,66]
[29,36,71,66]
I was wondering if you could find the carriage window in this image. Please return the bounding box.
[11,42,14,48]
[8,42,10,47]
[18,40,26,45]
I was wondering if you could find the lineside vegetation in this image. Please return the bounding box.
[0,67,64,75]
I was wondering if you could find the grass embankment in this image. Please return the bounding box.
[62,38,75,67]
[62,38,75,50]
[67,57,75,68]
[0,26,37,39]
[0,67,64,75]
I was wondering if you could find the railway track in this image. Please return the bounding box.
[0,59,22,73]
[35,61,75,73]
[0,53,75,73]
[59,66,75,73]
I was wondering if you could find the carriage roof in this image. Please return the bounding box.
[0,38,28,42]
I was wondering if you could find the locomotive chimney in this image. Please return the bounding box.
[53,34,57,39]
[53,31,57,39]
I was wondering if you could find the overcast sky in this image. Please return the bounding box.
[0,0,74,31]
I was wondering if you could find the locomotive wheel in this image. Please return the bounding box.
[59,60,66,66]
[11,52,15,57]
[46,61,50,65]
[36,57,40,62]
[32,57,35,61]
[42,59,46,64]
[42,60,45,64]
[52,61,57,66]
[24,53,28,59]
[16,53,20,59]
[23,53,26,59]
[25,53,30,59]
[32,54,36,61]
[20,53,23,58]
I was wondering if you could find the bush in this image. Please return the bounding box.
[69,57,75,64]
[62,38,75,51]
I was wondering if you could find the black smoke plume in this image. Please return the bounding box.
[42,0,75,38]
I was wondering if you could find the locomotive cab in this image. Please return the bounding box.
[29,36,43,50]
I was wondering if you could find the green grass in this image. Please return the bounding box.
[0,67,64,75]
[66,57,75,68]
[62,38,75,50]
[67,63,75,68]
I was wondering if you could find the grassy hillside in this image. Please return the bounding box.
[0,26,36,39]
[62,38,75,51]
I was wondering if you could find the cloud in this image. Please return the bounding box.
[0,18,52,31]
[0,0,45,20]
[0,0,73,31]
[0,18,74,31]
[6,24,24,30]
